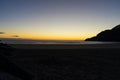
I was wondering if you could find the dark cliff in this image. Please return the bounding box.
[85,25,120,41]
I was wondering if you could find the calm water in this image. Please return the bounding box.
[33,41,120,44]
[1,39,119,44]
[33,41,104,44]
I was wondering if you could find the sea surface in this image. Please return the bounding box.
[32,41,117,44]
[1,39,119,44]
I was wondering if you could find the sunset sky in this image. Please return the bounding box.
[1,0,120,40]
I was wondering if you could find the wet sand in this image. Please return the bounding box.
[7,44,120,80]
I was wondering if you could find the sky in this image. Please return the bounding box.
[0,0,120,40]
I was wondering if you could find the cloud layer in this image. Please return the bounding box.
[0,32,5,34]
[12,35,19,37]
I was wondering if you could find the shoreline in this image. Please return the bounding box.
[10,44,120,49]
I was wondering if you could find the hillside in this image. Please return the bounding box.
[85,25,120,41]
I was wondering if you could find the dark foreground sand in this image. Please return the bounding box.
[5,44,120,80]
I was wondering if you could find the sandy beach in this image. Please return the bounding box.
[3,44,119,80]
[10,43,120,49]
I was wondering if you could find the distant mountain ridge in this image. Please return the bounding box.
[85,25,120,41]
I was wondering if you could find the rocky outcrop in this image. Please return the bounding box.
[85,25,120,41]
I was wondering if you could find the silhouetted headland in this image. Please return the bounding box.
[85,25,120,41]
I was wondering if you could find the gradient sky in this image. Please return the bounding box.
[0,0,120,40]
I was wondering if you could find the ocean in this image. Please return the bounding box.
[0,39,119,44]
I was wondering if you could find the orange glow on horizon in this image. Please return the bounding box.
[0,35,93,40]
[17,34,84,40]
[0,32,95,40]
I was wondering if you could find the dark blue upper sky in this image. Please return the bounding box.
[1,0,120,40]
